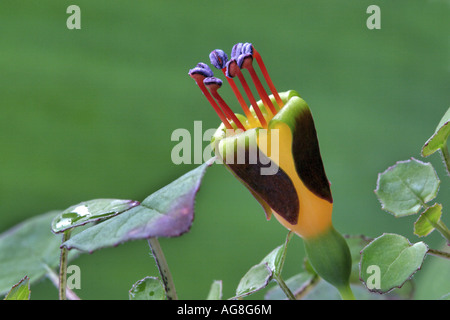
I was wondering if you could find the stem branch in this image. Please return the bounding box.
[274,275,296,300]
[45,265,80,300]
[58,229,72,300]
[427,248,450,260]
[148,238,178,300]
[440,145,450,176]
[435,220,450,244]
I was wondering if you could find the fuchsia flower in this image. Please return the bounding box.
[189,43,354,299]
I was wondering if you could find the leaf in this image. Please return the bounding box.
[0,211,70,296]
[206,280,223,300]
[375,158,440,217]
[264,272,315,300]
[261,232,292,277]
[51,199,140,233]
[414,203,442,237]
[421,107,450,157]
[4,276,30,300]
[62,159,214,252]
[235,263,272,299]
[360,233,428,294]
[128,276,166,300]
[234,235,292,299]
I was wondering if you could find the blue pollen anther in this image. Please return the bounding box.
[209,50,228,69]
[188,63,214,78]
[242,42,253,55]
[225,59,238,78]
[203,76,223,87]
[236,53,253,69]
[231,43,244,60]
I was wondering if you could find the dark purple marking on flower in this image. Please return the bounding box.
[231,43,244,59]
[209,49,228,69]
[203,76,223,87]
[225,145,299,225]
[291,107,333,203]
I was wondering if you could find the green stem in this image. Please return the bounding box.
[45,265,80,300]
[278,232,293,271]
[435,220,450,243]
[274,275,296,300]
[338,283,356,300]
[427,248,450,260]
[440,145,450,176]
[148,238,178,300]
[58,229,72,300]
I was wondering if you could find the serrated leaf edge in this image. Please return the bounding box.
[374,158,440,217]
[359,233,428,294]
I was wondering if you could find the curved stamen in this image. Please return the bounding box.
[203,77,246,131]
[252,46,284,108]
[237,53,278,116]
[226,59,267,129]
[209,50,228,70]
[210,49,258,128]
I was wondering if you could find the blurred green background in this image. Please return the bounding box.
[1,0,449,299]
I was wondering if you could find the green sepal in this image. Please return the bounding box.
[421,107,450,157]
[303,227,353,298]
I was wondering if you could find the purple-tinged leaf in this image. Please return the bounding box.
[61,159,214,253]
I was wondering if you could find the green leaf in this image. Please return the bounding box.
[375,158,440,217]
[235,263,272,299]
[51,199,140,233]
[206,280,223,300]
[62,159,214,252]
[261,233,292,277]
[264,272,315,300]
[4,276,30,300]
[360,233,428,294]
[0,211,70,296]
[422,107,450,157]
[234,235,292,299]
[128,276,166,300]
[414,203,442,237]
